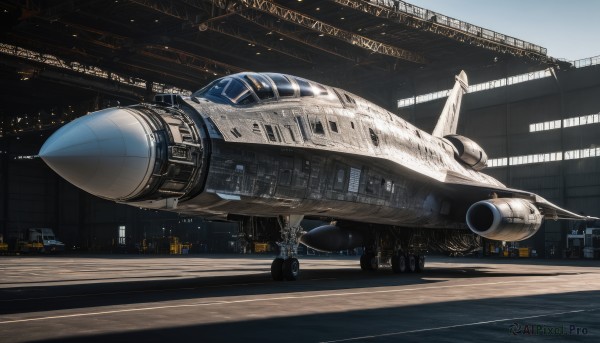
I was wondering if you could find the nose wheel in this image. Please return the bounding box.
[271,257,300,281]
[271,215,303,281]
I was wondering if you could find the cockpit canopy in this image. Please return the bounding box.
[193,72,333,105]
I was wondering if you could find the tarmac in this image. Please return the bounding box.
[0,255,598,342]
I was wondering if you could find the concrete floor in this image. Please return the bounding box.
[0,255,598,342]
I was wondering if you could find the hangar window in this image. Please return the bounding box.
[118,225,126,245]
[293,77,314,97]
[266,73,296,97]
[244,74,275,100]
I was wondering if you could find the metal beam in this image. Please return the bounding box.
[236,0,426,64]
[142,45,246,75]
[203,21,314,64]
[129,0,256,72]
[331,0,550,62]
[234,10,355,62]
[129,0,197,23]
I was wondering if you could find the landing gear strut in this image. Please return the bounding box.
[271,215,303,281]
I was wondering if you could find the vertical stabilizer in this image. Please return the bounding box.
[432,70,469,137]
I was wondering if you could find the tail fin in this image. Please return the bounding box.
[432,70,469,137]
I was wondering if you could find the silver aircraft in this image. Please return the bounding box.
[39,71,590,281]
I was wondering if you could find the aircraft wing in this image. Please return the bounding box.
[442,171,596,221]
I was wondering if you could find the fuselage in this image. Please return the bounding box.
[139,72,504,228]
[40,72,506,229]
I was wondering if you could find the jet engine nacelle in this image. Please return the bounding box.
[444,134,488,171]
[299,225,363,252]
[466,198,542,241]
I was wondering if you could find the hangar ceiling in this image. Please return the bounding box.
[0,0,564,136]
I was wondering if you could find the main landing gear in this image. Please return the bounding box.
[360,229,426,274]
[390,252,425,273]
[271,215,303,281]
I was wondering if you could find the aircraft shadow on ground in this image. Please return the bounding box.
[27,290,600,343]
[0,261,589,316]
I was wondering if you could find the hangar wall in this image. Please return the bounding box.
[0,135,237,252]
[401,63,600,256]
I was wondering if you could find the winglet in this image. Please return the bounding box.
[432,70,469,138]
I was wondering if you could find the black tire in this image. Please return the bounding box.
[392,254,407,274]
[407,254,416,273]
[271,257,284,281]
[370,254,379,271]
[361,253,377,271]
[282,258,300,281]
[415,255,425,272]
[360,254,369,271]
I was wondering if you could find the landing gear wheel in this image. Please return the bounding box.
[391,254,407,274]
[360,253,377,271]
[407,254,416,273]
[271,258,284,281]
[415,255,425,272]
[282,258,300,281]
[370,255,379,271]
[360,254,370,271]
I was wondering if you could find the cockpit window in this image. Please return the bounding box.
[206,79,229,98]
[293,77,314,97]
[196,77,255,105]
[312,83,329,96]
[266,73,296,97]
[243,74,275,100]
[195,72,337,104]
[223,78,255,105]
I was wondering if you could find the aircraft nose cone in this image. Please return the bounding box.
[39,108,155,200]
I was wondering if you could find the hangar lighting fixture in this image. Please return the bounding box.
[318,33,324,37]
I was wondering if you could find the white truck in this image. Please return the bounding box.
[18,228,65,253]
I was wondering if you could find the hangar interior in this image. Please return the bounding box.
[1,0,599,257]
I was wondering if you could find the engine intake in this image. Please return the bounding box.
[466,198,542,241]
[444,134,488,171]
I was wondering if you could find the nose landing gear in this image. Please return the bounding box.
[271,215,303,281]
